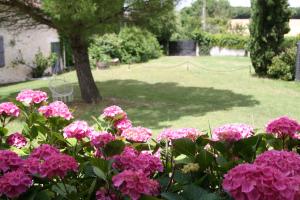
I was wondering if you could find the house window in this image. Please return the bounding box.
[0,36,4,67]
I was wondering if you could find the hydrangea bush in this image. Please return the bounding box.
[0,90,300,200]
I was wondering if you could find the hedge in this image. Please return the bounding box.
[193,31,300,55]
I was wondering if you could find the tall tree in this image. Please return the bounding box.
[178,0,231,38]
[249,0,291,76]
[129,2,177,53]
[0,0,177,103]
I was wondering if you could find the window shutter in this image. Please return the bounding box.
[0,36,4,67]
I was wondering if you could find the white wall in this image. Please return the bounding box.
[0,27,59,84]
[210,46,247,57]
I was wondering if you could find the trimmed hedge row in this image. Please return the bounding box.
[192,31,249,55]
[193,31,300,55]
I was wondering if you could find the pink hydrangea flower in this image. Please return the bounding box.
[112,170,160,200]
[157,128,203,142]
[40,154,78,179]
[6,132,27,148]
[63,121,93,140]
[114,147,163,175]
[102,105,126,120]
[121,126,152,143]
[23,158,41,175]
[29,144,60,161]
[157,129,181,142]
[254,150,300,177]
[0,102,20,117]
[212,123,254,142]
[38,101,73,120]
[96,188,117,200]
[88,131,115,148]
[266,116,300,139]
[16,89,48,105]
[223,163,300,200]
[0,170,32,199]
[177,128,203,141]
[114,118,132,133]
[0,150,23,173]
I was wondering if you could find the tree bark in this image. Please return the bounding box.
[70,36,102,103]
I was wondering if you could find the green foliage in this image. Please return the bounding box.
[32,50,57,78]
[89,27,162,65]
[119,27,162,63]
[231,7,251,19]
[232,7,300,19]
[127,0,177,49]
[249,0,292,76]
[192,31,213,55]
[282,35,300,49]
[193,31,249,55]
[267,47,297,81]
[177,0,231,39]
[291,7,300,19]
[89,33,121,66]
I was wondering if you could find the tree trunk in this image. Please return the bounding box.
[70,36,102,103]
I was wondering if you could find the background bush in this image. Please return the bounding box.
[32,51,57,78]
[89,27,162,66]
[193,31,249,55]
[267,47,297,81]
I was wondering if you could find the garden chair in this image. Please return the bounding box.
[49,77,74,103]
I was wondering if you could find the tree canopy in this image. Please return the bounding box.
[177,0,231,39]
[0,0,178,103]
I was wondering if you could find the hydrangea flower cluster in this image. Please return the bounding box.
[114,117,132,133]
[0,170,32,199]
[39,154,78,178]
[89,131,115,148]
[28,144,78,179]
[96,188,117,200]
[114,147,163,175]
[63,120,93,140]
[38,101,73,120]
[212,123,254,142]
[29,144,60,160]
[223,163,300,200]
[16,89,48,105]
[266,116,300,139]
[223,150,300,200]
[121,126,152,143]
[254,150,300,177]
[0,150,23,173]
[157,128,203,142]
[103,105,126,120]
[0,102,20,117]
[112,170,160,200]
[6,132,27,148]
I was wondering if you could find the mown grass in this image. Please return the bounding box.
[1,56,300,134]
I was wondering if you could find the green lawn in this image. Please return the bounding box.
[1,56,300,134]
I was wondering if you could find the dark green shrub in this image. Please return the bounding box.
[282,35,300,50]
[192,31,213,55]
[193,32,248,55]
[249,0,291,76]
[211,34,249,49]
[119,27,162,63]
[267,47,297,81]
[32,51,57,78]
[89,27,162,65]
[89,34,121,67]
